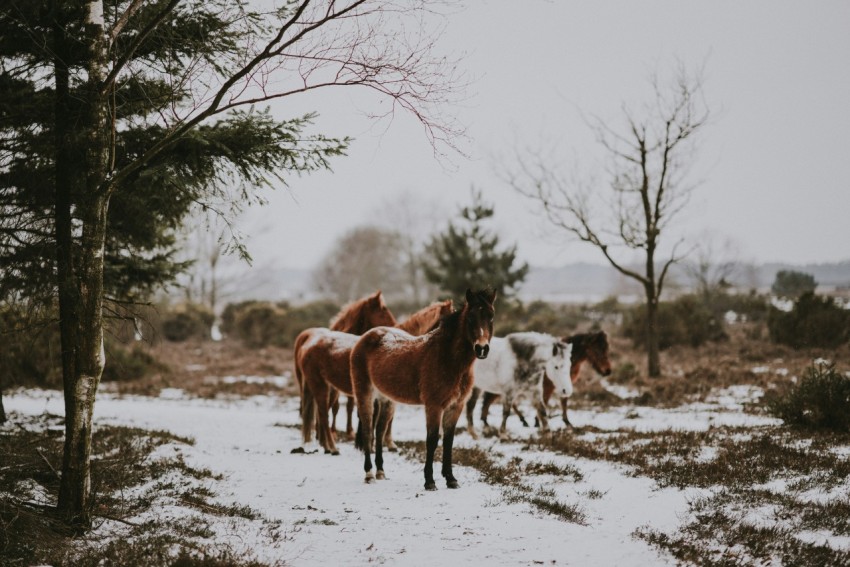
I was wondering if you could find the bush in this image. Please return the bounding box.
[102,343,167,382]
[623,294,727,350]
[495,299,587,337]
[768,292,850,349]
[161,304,214,342]
[221,299,340,348]
[771,270,817,299]
[233,303,289,348]
[767,364,850,432]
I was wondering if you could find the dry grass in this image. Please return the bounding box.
[0,413,274,566]
[103,338,297,399]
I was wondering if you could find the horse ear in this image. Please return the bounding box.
[487,288,497,304]
[552,343,559,357]
[465,289,473,303]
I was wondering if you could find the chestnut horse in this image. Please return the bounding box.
[478,330,612,428]
[303,300,454,455]
[329,299,455,441]
[352,289,496,490]
[293,291,397,453]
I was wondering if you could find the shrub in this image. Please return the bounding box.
[222,299,340,348]
[767,364,850,432]
[771,270,817,298]
[495,299,587,337]
[102,343,167,382]
[161,304,214,342]
[623,294,727,350]
[233,303,289,348]
[768,292,850,349]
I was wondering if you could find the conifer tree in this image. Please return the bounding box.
[423,190,528,301]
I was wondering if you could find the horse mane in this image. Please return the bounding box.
[397,300,452,335]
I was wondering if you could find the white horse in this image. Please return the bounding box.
[467,332,572,439]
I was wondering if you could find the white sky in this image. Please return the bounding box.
[238,0,850,271]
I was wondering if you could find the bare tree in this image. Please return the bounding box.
[507,66,710,377]
[36,0,465,527]
[686,231,741,298]
[313,225,408,303]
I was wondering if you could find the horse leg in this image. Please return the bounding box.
[346,396,356,441]
[314,383,339,455]
[481,391,498,427]
[533,389,549,433]
[374,400,394,479]
[561,396,573,428]
[499,393,512,439]
[441,402,464,489]
[329,389,339,438]
[351,357,375,483]
[384,412,397,452]
[465,387,480,440]
[423,405,442,491]
[513,403,530,427]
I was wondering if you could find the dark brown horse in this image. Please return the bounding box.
[304,299,454,455]
[477,330,612,429]
[293,291,397,453]
[352,289,496,490]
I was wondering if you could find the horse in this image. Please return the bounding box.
[293,291,397,454]
[351,288,496,490]
[477,330,612,429]
[304,299,454,455]
[464,332,572,439]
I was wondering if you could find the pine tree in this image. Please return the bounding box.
[1,0,459,528]
[423,190,529,301]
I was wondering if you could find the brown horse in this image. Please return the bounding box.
[329,299,456,440]
[352,289,496,490]
[477,330,612,429]
[293,291,397,453]
[306,299,454,455]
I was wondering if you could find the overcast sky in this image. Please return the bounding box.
[235,0,850,272]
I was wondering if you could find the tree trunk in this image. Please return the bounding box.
[56,0,111,529]
[645,294,661,377]
[0,390,6,424]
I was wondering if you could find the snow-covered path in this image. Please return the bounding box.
[6,389,708,566]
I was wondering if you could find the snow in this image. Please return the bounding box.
[0,382,834,565]
[6,388,692,566]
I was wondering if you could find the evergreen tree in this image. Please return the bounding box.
[771,270,817,299]
[423,190,528,301]
[1,0,460,528]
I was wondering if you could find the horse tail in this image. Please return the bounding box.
[301,382,316,445]
[354,419,366,451]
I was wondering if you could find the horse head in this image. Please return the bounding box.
[566,331,612,380]
[365,290,398,328]
[546,340,574,397]
[464,288,496,359]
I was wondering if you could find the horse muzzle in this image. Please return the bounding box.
[474,343,490,359]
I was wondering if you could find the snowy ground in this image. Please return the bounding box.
[4,386,780,566]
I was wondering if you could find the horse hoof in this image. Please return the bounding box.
[424,481,437,491]
[387,445,398,453]
[327,449,340,456]
[376,470,386,480]
[365,471,375,484]
[290,447,305,454]
[446,479,459,489]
